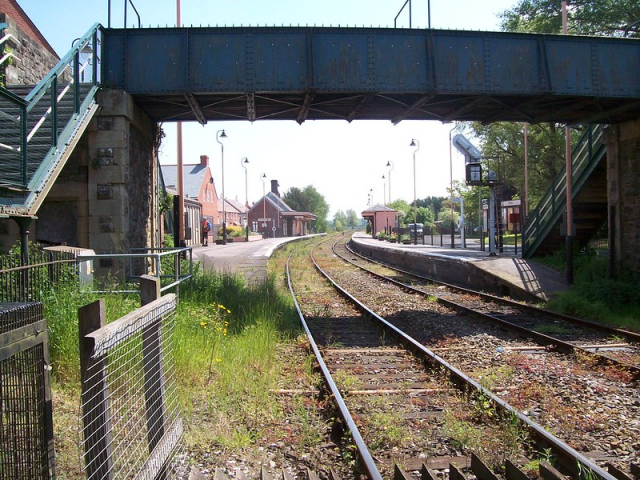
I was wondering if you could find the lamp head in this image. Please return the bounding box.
[262,173,266,179]
[410,139,417,147]
[382,175,385,180]
[219,130,227,138]
[386,160,392,167]
[243,157,249,164]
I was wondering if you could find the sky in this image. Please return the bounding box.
[18,0,519,217]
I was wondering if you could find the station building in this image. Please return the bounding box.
[361,204,398,237]
[247,180,315,238]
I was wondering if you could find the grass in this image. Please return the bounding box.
[43,238,340,478]
[535,251,640,332]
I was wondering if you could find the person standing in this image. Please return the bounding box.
[201,217,211,246]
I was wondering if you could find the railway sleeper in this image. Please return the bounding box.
[392,452,569,480]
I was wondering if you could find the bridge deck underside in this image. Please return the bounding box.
[132,90,640,125]
[103,26,640,125]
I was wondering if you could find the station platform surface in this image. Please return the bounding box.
[190,235,319,285]
[350,232,569,302]
[189,232,568,301]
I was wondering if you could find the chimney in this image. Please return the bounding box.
[271,179,280,197]
[200,155,209,166]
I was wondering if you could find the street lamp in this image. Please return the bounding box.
[386,160,394,203]
[261,173,267,236]
[216,129,227,244]
[382,175,386,206]
[370,188,374,206]
[409,139,420,245]
[241,157,249,241]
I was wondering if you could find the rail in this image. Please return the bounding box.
[0,23,102,190]
[285,252,383,480]
[523,124,606,257]
[0,249,76,302]
[107,0,142,28]
[79,246,193,294]
[305,235,617,480]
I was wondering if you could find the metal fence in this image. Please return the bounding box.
[0,249,76,303]
[0,302,55,479]
[79,277,186,479]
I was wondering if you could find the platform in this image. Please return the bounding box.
[350,232,568,302]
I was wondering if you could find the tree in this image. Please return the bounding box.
[499,0,640,37]
[283,185,330,233]
[388,199,411,226]
[458,0,639,217]
[333,210,347,231]
[345,209,359,228]
[416,207,435,226]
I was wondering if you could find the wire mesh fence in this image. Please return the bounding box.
[0,302,55,480]
[79,291,187,479]
[0,249,77,303]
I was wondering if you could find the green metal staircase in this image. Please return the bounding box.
[0,24,102,218]
[523,124,608,258]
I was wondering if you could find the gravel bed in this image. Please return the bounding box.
[316,248,640,474]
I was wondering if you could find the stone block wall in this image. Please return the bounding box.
[606,120,640,276]
[0,13,59,86]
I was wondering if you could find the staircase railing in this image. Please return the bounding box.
[0,23,102,191]
[523,124,606,257]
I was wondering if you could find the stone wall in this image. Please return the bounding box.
[606,120,640,276]
[0,13,59,86]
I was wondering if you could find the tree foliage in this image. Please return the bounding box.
[462,0,639,216]
[345,209,360,228]
[498,0,640,37]
[283,185,330,232]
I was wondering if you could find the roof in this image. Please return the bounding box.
[361,204,398,215]
[281,211,316,220]
[160,164,210,199]
[224,197,246,213]
[247,191,294,214]
[0,0,58,58]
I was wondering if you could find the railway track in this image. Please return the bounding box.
[285,235,639,480]
[340,237,640,376]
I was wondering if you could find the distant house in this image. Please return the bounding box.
[247,180,315,238]
[161,155,218,245]
[361,204,398,236]
[218,197,246,229]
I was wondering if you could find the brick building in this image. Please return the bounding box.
[161,155,219,246]
[247,180,315,238]
[0,0,58,86]
[361,204,398,237]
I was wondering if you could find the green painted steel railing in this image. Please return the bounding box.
[523,124,607,258]
[0,23,102,192]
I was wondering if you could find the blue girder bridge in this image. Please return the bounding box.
[102,26,640,125]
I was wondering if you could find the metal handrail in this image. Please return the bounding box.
[523,124,605,256]
[0,23,102,189]
[78,247,193,294]
[108,0,142,28]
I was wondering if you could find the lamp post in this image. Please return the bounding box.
[241,157,249,241]
[382,175,387,206]
[409,139,420,245]
[386,160,394,203]
[216,129,227,244]
[261,173,267,236]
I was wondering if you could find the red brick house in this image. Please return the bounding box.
[247,180,315,238]
[362,204,398,237]
[161,155,219,244]
[218,197,245,228]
